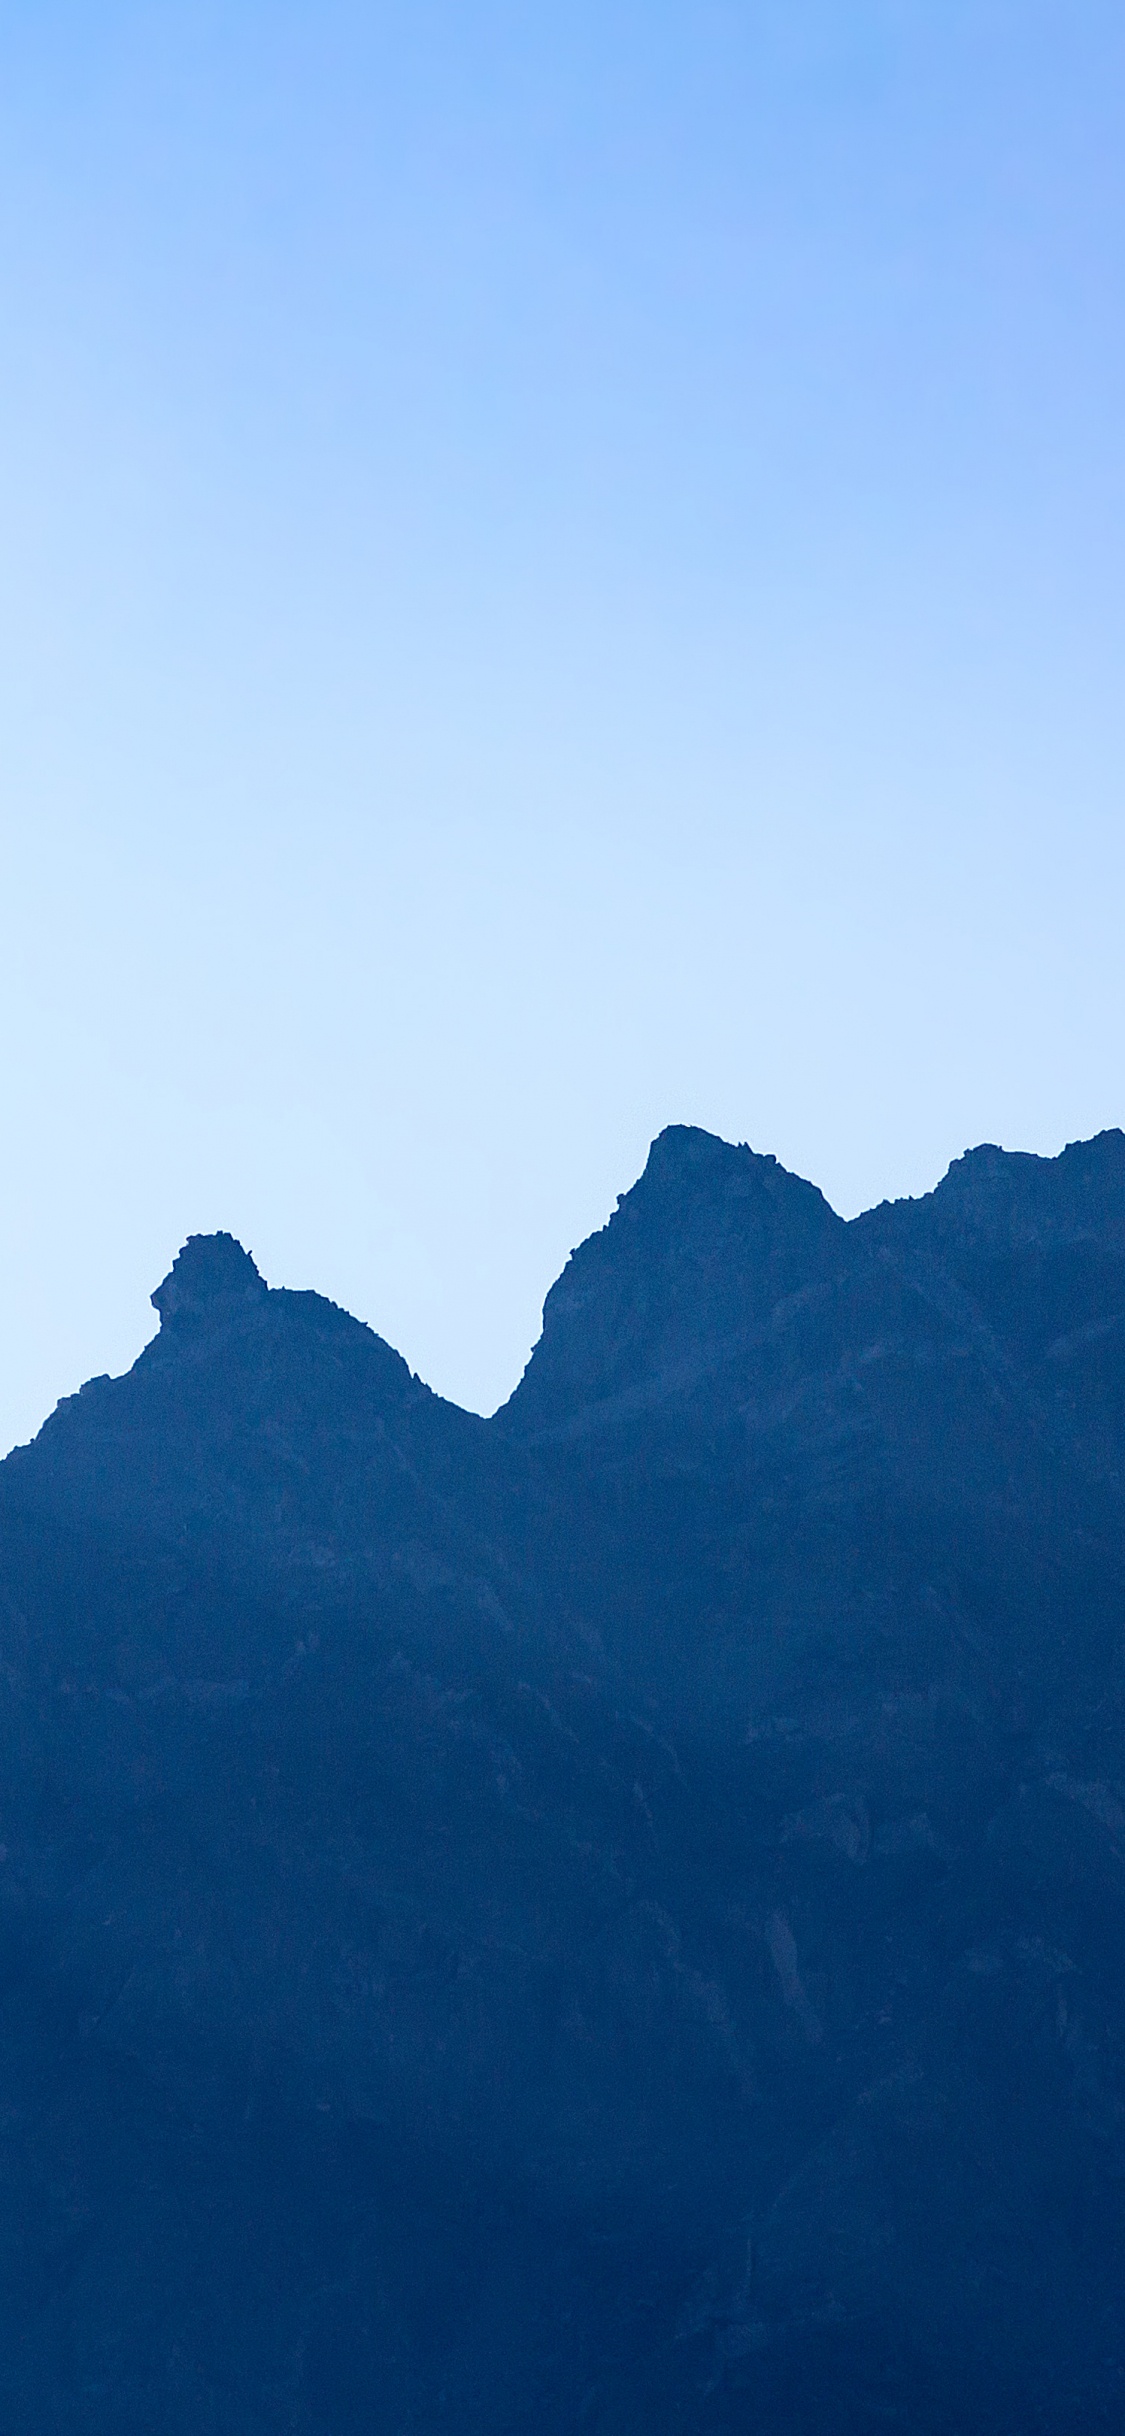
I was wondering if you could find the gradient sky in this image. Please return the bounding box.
[2,0,1124,1448]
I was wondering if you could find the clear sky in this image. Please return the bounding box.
[1,1,1124,1448]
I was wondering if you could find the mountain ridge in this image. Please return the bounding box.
[1,1122,1124,2433]
[19,1121,1125,1451]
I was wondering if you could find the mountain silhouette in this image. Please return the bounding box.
[1,1125,1125,2433]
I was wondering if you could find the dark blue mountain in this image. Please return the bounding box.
[1,1126,1125,2432]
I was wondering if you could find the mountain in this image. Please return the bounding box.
[1,1126,1125,2433]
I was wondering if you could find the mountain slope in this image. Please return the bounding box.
[1,1130,1124,2432]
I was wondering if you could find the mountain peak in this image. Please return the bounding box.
[860,1128,1125,1256]
[641,1121,771,1176]
[503,1126,844,1433]
[151,1231,268,1332]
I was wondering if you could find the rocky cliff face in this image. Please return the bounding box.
[502,1126,845,1435]
[1,1129,1125,2434]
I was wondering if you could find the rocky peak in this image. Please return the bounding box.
[932,1129,1125,1249]
[503,1125,845,1431]
[151,1231,269,1335]
[856,1129,1125,1260]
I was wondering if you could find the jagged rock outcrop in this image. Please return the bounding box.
[502,1126,845,1435]
[1,1128,1124,2434]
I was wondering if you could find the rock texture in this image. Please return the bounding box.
[2,1126,1125,2432]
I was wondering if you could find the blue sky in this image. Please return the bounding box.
[1,0,1124,1443]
